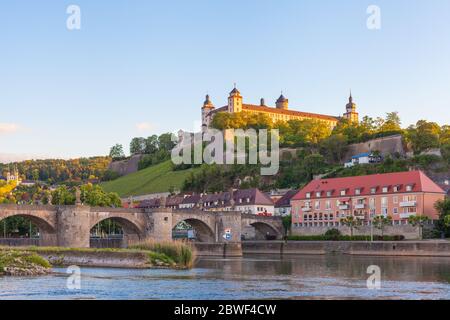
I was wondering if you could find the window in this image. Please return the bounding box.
[393,186,399,192]
[371,187,377,194]
[326,191,332,197]
[315,201,320,210]
[382,187,388,193]
[306,193,311,199]
[355,188,361,195]
[369,198,376,209]
[381,197,388,207]
[393,207,398,214]
[316,192,321,198]
[325,200,331,210]
[406,185,413,192]
[393,196,398,204]
[340,190,346,196]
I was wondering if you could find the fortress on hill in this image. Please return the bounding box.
[201,86,359,130]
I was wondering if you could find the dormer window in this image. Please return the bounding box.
[316,192,322,198]
[306,192,311,199]
[406,185,413,192]
[326,191,332,197]
[355,188,361,195]
[382,187,388,193]
[340,190,346,196]
[393,185,399,192]
[371,187,377,194]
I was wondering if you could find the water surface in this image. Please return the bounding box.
[1,254,449,300]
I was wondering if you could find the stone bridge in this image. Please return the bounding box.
[0,204,284,248]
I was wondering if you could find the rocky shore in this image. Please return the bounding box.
[0,250,52,276]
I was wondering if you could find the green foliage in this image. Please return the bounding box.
[109,144,125,160]
[50,184,120,207]
[324,228,342,240]
[0,250,51,274]
[406,120,441,154]
[80,183,121,207]
[129,240,196,269]
[435,198,450,237]
[282,215,292,236]
[51,185,76,205]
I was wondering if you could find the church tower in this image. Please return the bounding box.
[275,93,289,110]
[201,94,215,130]
[228,85,243,113]
[343,91,359,123]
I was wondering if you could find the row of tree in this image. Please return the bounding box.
[0,157,112,184]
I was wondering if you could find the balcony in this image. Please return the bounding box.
[354,204,365,209]
[400,201,417,207]
[400,212,416,219]
[339,204,349,210]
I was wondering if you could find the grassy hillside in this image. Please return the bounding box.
[101,161,199,197]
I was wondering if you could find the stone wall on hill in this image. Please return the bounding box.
[108,154,143,176]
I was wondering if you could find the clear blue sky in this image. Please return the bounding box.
[1,0,450,159]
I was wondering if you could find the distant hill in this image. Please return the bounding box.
[101,160,200,197]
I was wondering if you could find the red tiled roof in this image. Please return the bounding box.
[292,171,445,200]
[209,104,338,122]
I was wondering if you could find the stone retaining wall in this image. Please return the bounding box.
[242,241,450,257]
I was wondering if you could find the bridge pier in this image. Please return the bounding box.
[57,205,91,248]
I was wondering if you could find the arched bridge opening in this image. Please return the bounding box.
[172,218,215,243]
[90,217,144,248]
[0,213,57,246]
[243,221,282,241]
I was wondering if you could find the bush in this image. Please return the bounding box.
[324,228,342,240]
[129,240,196,269]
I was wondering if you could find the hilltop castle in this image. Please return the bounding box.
[201,86,359,130]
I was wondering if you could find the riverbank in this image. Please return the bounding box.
[0,250,51,276]
[242,240,450,257]
[0,243,196,271]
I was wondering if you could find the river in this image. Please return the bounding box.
[1,254,450,300]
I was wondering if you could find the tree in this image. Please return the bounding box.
[373,215,392,237]
[80,183,121,207]
[435,198,450,237]
[341,216,360,237]
[145,135,159,154]
[109,144,125,159]
[51,186,75,205]
[408,215,430,240]
[406,120,441,154]
[320,134,348,163]
[380,112,402,132]
[130,137,146,155]
[303,154,327,180]
[282,215,292,237]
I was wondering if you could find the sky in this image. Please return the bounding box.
[1,0,450,161]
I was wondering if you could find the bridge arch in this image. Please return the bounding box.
[89,215,146,247]
[0,211,57,246]
[242,220,283,240]
[172,217,215,242]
